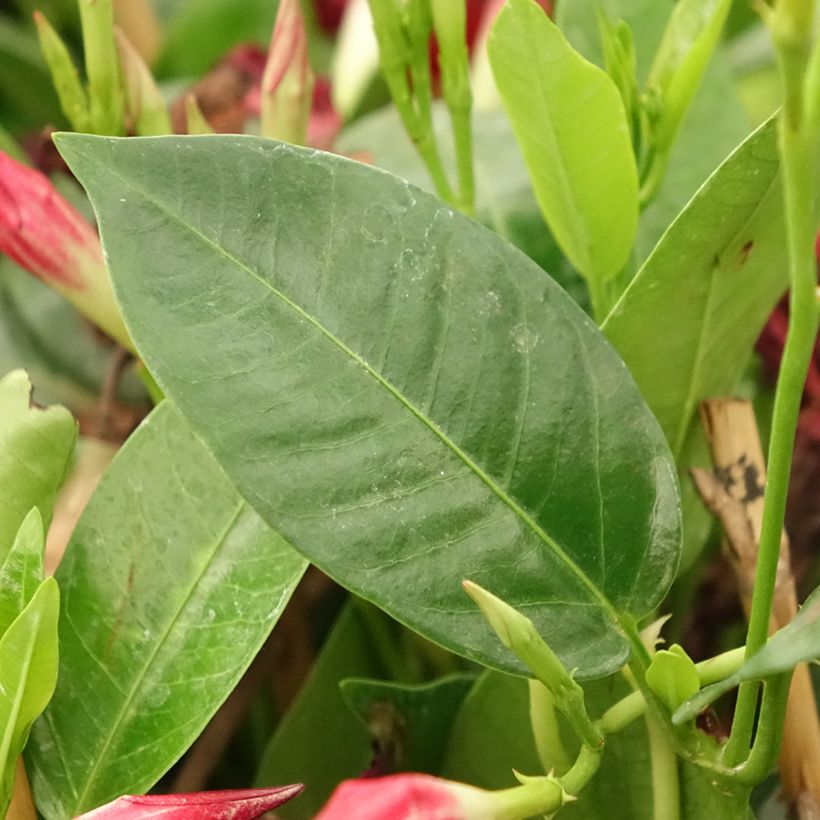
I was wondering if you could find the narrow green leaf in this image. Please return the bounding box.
[646,0,733,164]
[604,120,785,457]
[56,133,681,680]
[0,578,59,818]
[675,585,820,724]
[27,403,306,818]
[0,508,45,639]
[78,0,124,134]
[33,10,89,132]
[557,0,749,267]
[0,370,76,561]
[340,674,475,773]
[489,0,639,283]
[596,12,639,141]
[114,28,171,137]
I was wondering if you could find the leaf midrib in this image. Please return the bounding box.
[70,500,246,812]
[95,147,623,627]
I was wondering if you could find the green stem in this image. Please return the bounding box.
[726,4,818,766]
[646,714,680,820]
[735,673,793,784]
[559,744,602,795]
[449,103,475,216]
[529,679,572,774]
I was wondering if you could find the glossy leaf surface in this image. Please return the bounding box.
[0,578,59,817]
[0,508,45,639]
[675,585,820,723]
[58,133,681,679]
[27,402,306,819]
[604,120,785,456]
[0,369,76,560]
[337,105,576,299]
[488,0,638,283]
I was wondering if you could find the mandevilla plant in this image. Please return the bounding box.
[1,0,820,818]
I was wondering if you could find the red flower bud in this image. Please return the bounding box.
[315,773,567,820]
[0,150,131,349]
[74,785,304,820]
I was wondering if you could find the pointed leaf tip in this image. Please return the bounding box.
[75,785,305,820]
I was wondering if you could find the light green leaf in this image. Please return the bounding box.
[0,577,59,818]
[0,508,45,639]
[0,370,76,560]
[604,119,785,458]
[488,0,638,284]
[56,133,681,680]
[27,402,306,818]
[557,0,749,266]
[675,585,820,724]
[645,644,700,713]
[646,0,733,164]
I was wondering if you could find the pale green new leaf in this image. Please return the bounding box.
[675,585,820,723]
[646,0,732,160]
[55,133,681,680]
[0,578,59,818]
[0,508,45,639]
[27,403,306,818]
[0,370,76,561]
[645,645,699,713]
[488,0,638,284]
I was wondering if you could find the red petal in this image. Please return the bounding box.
[75,785,304,820]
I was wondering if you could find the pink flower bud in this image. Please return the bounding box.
[0,150,132,350]
[261,0,315,144]
[74,785,304,820]
[315,773,567,820]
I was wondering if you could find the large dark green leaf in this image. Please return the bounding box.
[0,369,76,559]
[337,105,589,309]
[603,120,784,457]
[56,133,681,679]
[27,402,306,819]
